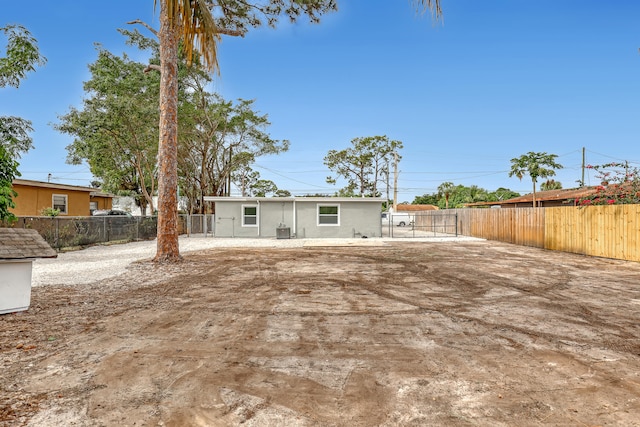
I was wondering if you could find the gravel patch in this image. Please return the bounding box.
[31,234,482,287]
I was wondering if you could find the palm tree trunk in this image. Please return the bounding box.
[154,0,181,262]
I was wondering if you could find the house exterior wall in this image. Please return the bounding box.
[294,201,381,238]
[10,181,113,217]
[210,198,383,238]
[90,195,113,212]
[259,201,294,238]
[213,200,295,238]
[11,184,90,216]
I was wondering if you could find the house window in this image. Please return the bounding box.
[89,201,98,212]
[318,204,339,226]
[52,194,68,214]
[242,204,258,226]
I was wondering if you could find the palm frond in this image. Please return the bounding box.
[413,0,443,20]
[156,0,221,73]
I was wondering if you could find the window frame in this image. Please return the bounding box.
[52,194,68,215]
[241,204,259,227]
[317,203,340,226]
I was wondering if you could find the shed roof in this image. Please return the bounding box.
[0,228,57,260]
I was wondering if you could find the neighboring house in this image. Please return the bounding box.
[10,179,114,216]
[113,195,188,216]
[204,196,385,238]
[465,187,597,208]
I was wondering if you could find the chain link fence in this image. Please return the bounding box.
[383,211,458,238]
[12,216,169,249]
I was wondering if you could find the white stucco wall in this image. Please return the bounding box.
[207,197,383,239]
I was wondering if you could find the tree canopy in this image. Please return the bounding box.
[0,24,46,222]
[56,38,161,214]
[577,162,640,206]
[509,152,563,207]
[131,0,442,261]
[56,30,287,216]
[1,25,47,158]
[413,184,521,208]
[324,136,402,197]
[0,145,19,223]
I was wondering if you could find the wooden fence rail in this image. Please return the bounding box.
[424,206,640,263]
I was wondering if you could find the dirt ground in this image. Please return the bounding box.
[1,240,640,426]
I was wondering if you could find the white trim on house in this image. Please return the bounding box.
[317,203,340,226]
[242,203,259,227]
[52,194,68,215]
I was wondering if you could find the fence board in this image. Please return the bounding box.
[428,206,640,263]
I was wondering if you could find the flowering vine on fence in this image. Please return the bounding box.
[576,162,640,206]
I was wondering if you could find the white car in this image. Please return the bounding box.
[381,212,414,227]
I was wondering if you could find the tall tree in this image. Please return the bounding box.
[151,0,220,261]
[0,25,46,221]
[325,136,402,197]
[509,152,563,207]
[489,187,520,202]
[437,181,455,209]
[178,88,288,212]
[137,0,442,261]
[540,179,562,191]
[141,0,341,262]
[0,145,19,223]
[56,41,161,214]
[1,25,46,158]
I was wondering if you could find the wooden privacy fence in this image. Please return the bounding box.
[425,206,640,263]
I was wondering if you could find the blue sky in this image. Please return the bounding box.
[2,1,639,203]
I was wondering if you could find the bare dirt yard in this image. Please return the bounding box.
[1,238,640,426]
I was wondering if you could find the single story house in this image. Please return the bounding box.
[204,196,385,238]
[0,228,57,314]
[10,179,114,217]
[465,187,597,208]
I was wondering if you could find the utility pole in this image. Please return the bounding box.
[581,147,585,187]
[385,160,390,210]
[393,152,399,211]
[625,160,630,181]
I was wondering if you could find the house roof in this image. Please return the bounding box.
[12,179,114,198]
[0,228,57,260]
[395,204,439,211]
[204,196,386,203]
[465,187,597,207]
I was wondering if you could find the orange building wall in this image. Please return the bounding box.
[11,184,96,216]
[90,195,113,211]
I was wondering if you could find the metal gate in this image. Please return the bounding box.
[184,214,215,236]
[383,211,458,238]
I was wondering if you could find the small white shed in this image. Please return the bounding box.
[0,228,57,314]
[204,196,385,239]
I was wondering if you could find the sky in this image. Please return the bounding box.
[2,0,640,203]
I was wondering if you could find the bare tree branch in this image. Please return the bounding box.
[126,19,242,38]
[217,28,244,37]
[127,19,158,37]
[144,64,162,74]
